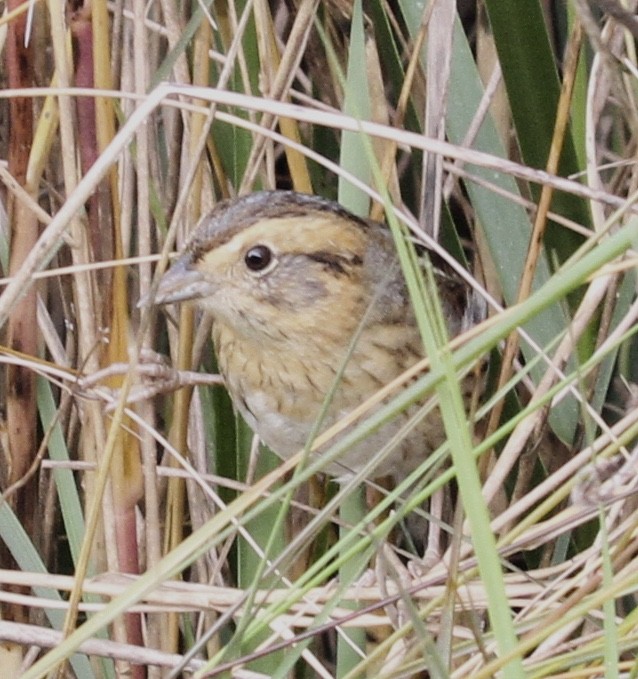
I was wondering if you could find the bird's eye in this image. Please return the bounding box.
[244,244,274,272]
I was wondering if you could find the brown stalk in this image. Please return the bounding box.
[131,0,164,664]
[95,7,147,677]
[71,6,114,292]
[161,17,212,656]
[65,5,145,675]
[484,19,584,458]
[2,0,38,630]
[240,0,317,193]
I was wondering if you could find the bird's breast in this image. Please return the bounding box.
[210,317,431,476]
[212,321,340,455]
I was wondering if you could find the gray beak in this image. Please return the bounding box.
[138,257,214,308]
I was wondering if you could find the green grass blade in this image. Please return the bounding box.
[0,501,96,678]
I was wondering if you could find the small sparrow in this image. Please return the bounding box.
[150,191,481,479]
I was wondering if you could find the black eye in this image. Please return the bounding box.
[244,245,273,272]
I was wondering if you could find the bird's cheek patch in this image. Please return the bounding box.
[258,268,327,310]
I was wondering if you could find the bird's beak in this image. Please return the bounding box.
[138,257,214,308]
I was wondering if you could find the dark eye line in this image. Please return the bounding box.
[305,251,363,276]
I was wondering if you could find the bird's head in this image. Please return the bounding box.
[150,191,400,346]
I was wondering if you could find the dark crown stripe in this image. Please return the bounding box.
[187,191,371,260]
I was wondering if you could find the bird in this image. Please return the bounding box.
[149,190,482,481]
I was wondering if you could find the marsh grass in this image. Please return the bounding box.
[1,1,638,677]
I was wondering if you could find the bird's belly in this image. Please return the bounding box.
[233,381,445,481]
[215,323,451,480]
[238,388,312,456]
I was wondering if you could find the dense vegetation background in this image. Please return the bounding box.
[1,0,638,676]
